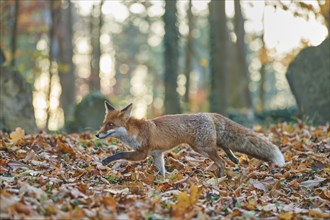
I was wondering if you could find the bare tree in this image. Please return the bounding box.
[56,0,76,123]
[163,0,181,114]
[234,0,253,111]
[10,0,19,67]
[209,0,229,115]
[259,7,267,112]
[89,0,104,92]
[184,0,193,111]
[46,0,60,130]
[259,55,266,111]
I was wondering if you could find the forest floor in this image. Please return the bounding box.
[0,123,329,219]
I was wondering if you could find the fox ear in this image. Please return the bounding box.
[104,101,115,113]
[120,103,133,120]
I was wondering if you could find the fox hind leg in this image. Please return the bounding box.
[205,149,226,177]
[221,146,239,164]
[192,125,225,176]
[191,144,225,177]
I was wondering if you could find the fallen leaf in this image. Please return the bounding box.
[308,208,330,218]
[10,127,25,144]
[189,182,202,205]
[101,196,117,210]
[9,202,31,215]
[104,188,129,195]
[300,177,326,188]
[172,191,190,217]
[0,196,19,211]
[8,161,27,171]
[279,212,294,220]
[56,139,76,156]
[249,179,268,192]
[171,182,202,217]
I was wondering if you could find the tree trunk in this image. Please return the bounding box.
[259,7,267,112]
[228,39,240,108]
[234,0,253,111]
[163,0,181,114]
[57,0,76,123]
[89,0,104,92]
[46,0,58,131]
[183,0,193,111]
[259,62,266,111]
[209,0,229,115]
[10,0,19,67]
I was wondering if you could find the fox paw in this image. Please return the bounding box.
[217,168,224,178]
[230,156,239,164]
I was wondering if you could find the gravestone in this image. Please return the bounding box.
[286,38,330,124]
[0,67,38,133]
[66,92,110,132]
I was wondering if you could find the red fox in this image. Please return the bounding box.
[96,102,285,177]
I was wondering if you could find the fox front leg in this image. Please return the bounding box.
[102,150,148,166]
[151,150,166,177]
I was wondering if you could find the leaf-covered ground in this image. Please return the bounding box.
[1,123,329,219]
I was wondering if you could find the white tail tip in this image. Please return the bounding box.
[272,147,285,166]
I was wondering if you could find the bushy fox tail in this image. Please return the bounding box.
[233,133,285,165]
[218,118,285,166]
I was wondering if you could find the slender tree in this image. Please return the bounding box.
[163,0,181,114]
[56,0,76,123]
[89,0,104,92]
[259,7,267,112]
[209,0,229,115]
[0,48,5,65]
[234,0,253,112]
[10,0,19,67]
[184,0,193,111]
[46,0,59,130]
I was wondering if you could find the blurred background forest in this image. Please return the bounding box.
[0,0,329,133]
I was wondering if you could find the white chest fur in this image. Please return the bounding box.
[114,127,141,150]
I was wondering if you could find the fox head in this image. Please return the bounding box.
[95,102,133,139]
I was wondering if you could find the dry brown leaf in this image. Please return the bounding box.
[171,182,202,218]
[56,139,76,156]
[300,177,326,188]
[250,179,268,192]
[10,202,31,215]
[279,212,294,220]
[9,127,25,144]
[308,208,330,218]
[101,196,117,211]
[171,191,190,217]
[189,182,202,205]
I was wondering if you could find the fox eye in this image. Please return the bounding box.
[107,122,114,127]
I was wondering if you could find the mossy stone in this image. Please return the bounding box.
[66,92,110,133]
[287,38,330,124]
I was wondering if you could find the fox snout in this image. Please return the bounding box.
[96,127,128,139]
[96,129,115,139]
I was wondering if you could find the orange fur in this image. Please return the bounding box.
[96,102,285,177]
